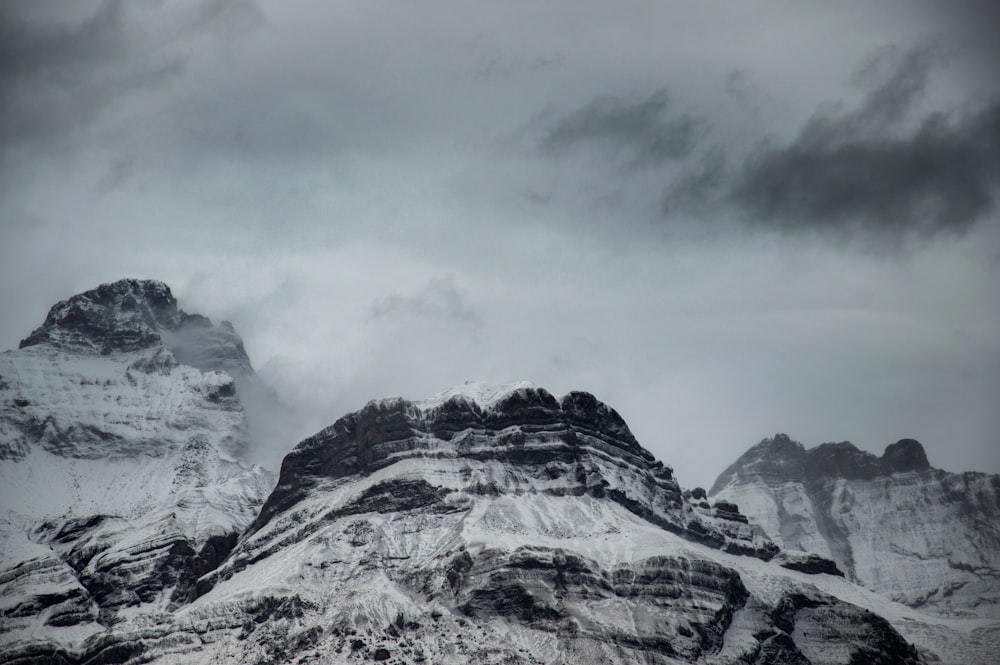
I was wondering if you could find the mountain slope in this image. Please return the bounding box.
[31,382,949,665]
[710,434,1000,617]
[0,279,276,658]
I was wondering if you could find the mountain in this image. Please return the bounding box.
[1,281,996,664]
[710,434,1000,619]
[0,280,277,657]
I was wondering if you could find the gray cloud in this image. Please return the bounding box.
[732,101,1000,241]
[0,0,262,193]
[714,44,1000,242]
[0,2,152,144]
[2,1,998,491]
[371,278,481,326]
[542,89,701,169]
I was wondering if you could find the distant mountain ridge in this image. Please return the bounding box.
[1,281,997,664]
[711,434,1000,618]
[710,434,930,492]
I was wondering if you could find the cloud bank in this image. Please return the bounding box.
[1,1,998,489]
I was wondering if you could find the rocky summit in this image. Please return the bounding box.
[18,278,254,378]
[0,280,276,664]
[0,281,996,664]
[711,434,1000,619]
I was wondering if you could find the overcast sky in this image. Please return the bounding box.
[2,0,998,489]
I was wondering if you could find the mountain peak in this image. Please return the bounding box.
[15,279,254,377]
[711,434,934,495]
[244,384,782,565]
[19,279,180,354]
[415,379,538,411]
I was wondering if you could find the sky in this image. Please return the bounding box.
[1,0,999,490]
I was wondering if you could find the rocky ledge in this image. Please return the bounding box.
[253,384,778,561]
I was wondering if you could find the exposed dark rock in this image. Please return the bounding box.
[778,552,844,577]
[17,279,254,378]
[753,632,811,665]
[53,515,106,544]
[711,434,934,495]
[770,592,825,634]
[450,547,748,660]
[712,500,744,520]
[327,479,455,520]
[882,439,931,473]
[250,388,773,562]
[19,280,180,354]
[774,592,923,665]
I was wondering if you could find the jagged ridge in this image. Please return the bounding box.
[18,278,254,378]
[711,433,1000,618]
[710,433,930,494]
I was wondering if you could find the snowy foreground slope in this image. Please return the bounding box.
[1,281,997,664]
[710,434,1000,619]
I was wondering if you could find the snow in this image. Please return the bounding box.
[714,464,1000,618]
[183,446,999,663]
[3,334,997,665]
[414,380,539,412]
[0,345,270,523]
[0,331,278,662]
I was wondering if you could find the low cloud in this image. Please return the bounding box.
[371,277,481,326]
[542,89,701,169]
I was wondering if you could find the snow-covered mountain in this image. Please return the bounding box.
[0,280,277,657]
[710,434,1000,619]
[1,281,996,664]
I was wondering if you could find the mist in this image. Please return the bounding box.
[2,0,998,490]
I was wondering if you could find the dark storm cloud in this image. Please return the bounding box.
[0,0,262,186]
[542,90,701,169]
[732,101,1000,239]
[0,2,175,144]
[718,44,1000,241]
[662,148,726,217]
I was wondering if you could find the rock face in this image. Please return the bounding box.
[249,386,778,563]
[0,283,991,664]
[0,280,276,661]
[18,279,252,376]
[710,434,1000,617]
[54,382,925,665]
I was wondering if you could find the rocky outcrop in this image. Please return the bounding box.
[18,279,254,378]
[711,434,1000,617]
[710,433,932,490]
